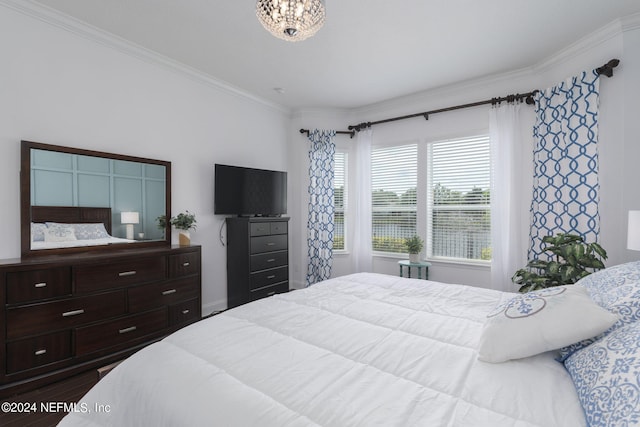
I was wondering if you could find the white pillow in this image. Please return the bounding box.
[44,223,77,242]
[478,285,618,363]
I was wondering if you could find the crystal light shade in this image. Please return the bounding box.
[256,0,326,42]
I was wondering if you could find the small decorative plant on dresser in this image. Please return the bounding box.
[170,211,197,246]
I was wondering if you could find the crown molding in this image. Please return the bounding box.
[621,11,640,32]
[532,17,624,75]
[0,0,291,115]
[352,14,632,118]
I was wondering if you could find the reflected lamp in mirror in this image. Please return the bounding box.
[121,211,139,240]
[627,211,640,251]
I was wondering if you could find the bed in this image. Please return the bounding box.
[30,206,135,250]
[58,263,640,427]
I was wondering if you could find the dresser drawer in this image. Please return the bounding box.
[249,281,289,301]
[6,331,72,374]
[250,251,288,272]
[250,235,287,254]
[6,291,127,339]
[75,308,168,356]
[270,222,288,235]
[128,277,200,313]
[250,222,271,236]
[74,256,167,293]
[168,251,200,278]
[6,267,72,304]
[249,266,288,290]
[169,298,200,327]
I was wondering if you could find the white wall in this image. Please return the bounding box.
[3,3,639,302]
[289,14,640,290]
[0,4,290,313]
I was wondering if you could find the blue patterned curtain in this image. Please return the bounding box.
[528,70,600,259]
[306,129,336,286]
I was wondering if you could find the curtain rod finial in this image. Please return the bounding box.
[596,58,620,77]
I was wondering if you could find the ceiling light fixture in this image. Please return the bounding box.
[256,0,325,42]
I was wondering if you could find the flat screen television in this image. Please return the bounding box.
[214,164,287,216]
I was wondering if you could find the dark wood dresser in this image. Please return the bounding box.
[0,245,201,398]
[226,217,289,309]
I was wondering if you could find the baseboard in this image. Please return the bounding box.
[202,299,227,317]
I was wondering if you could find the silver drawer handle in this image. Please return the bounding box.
[181,309,190,315]
[266,275,276,279]
[266,259,276,263]
[183,262,190,267]
[35,349,47,356]
[62,309,85,317]
[266,242,276,246]
[118,270,137,277]
[162,289,177,295]
[119,326,137,334]
[267,291,276,296]
[34,282,47,288]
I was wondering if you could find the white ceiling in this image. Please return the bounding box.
[31,0,640,110]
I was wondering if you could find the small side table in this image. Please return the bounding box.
[398,260,431,280]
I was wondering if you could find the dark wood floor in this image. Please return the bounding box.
[0,370,98,427]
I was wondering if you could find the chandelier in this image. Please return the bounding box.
[256,0,326,42]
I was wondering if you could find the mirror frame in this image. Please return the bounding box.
[20,140,172,258]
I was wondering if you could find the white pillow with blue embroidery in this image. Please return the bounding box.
[43,223,77,242]
[565,320,640,426]
[557,261,640,362]
[478,285,618,363]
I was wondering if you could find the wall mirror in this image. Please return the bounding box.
[20,140,171,257]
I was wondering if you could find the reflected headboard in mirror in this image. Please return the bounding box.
[21,140,172,257]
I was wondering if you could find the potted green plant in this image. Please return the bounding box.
[405,235,424,263]
[512,233,607,293]
[170,211,197,246]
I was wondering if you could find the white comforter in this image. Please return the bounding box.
[59,273,586,427]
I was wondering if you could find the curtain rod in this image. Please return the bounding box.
[300,58,619,137]
[299,129,356,138]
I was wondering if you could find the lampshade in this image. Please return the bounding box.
[256,0,326,42]
[121,211,139,225]
[628,211,640,250]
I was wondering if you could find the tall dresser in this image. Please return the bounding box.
[0,245,201,398]
[226,217,290,309]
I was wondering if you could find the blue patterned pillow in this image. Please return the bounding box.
[565,321,640,426]
[46,222,110,240]
[71,223,110,240]
[558,261,640,362]
[31,222,46,242]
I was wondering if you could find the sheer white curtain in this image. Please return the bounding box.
[490,103,534,292]
[349,127,373,272]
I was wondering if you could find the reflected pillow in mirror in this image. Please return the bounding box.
[44,223,77,242]
[69,223,110,240]
[31,222,46,242]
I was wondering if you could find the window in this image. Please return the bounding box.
[333,151,347,250]
[427,136,491,261]
[371,144,418,253]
